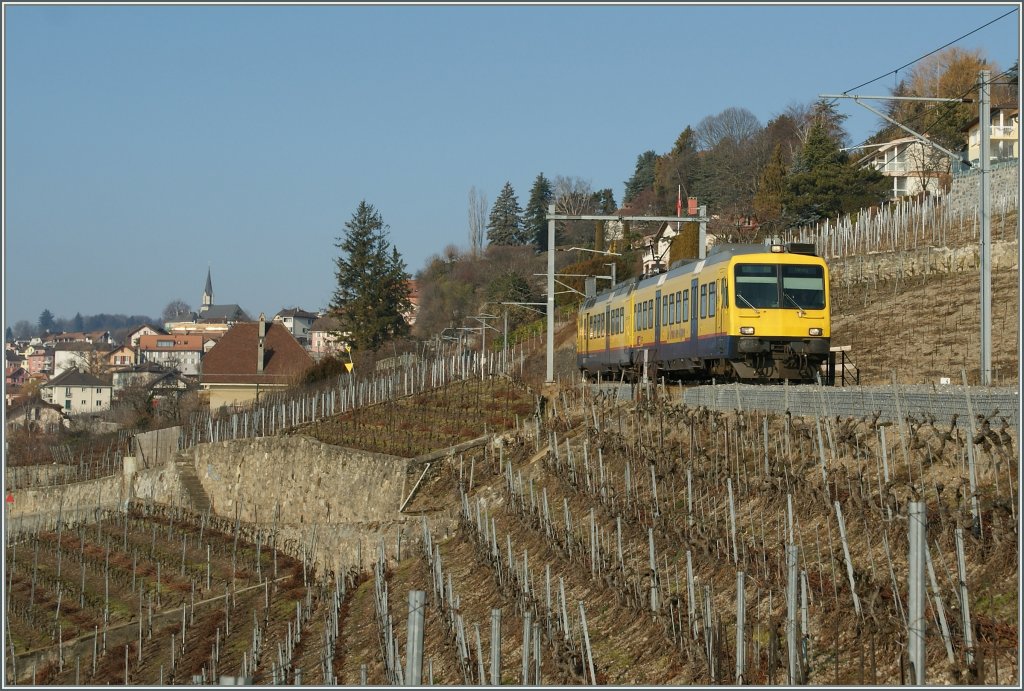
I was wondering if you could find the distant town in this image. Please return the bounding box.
[4,268,421,425]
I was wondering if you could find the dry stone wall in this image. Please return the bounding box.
[829,239,1018,287]
[946,160,1020,216]
[190,435,421,573]
[5,458,183,535]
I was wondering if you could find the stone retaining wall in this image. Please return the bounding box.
[5,459,184,535]
[189,434,427,572]
[829,239,1018,286]
[946,161,1020,216]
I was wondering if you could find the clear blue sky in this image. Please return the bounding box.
[3,2,1019,328]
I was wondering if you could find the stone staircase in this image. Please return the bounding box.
[175,457,213,514]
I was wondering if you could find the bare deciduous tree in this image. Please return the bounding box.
[467,186,488,257]
[553,176,596,246]
[162,299,192,322]
[694,107,762,151]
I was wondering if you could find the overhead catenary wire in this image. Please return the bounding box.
[839,7,1018,96]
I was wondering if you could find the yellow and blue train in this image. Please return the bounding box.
[577,242,830,383]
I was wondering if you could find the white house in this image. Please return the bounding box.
[41,369,113,415]
[52,342,106,377]
[963,106,1019,167]
[127,324,168,348]
[858,136,948,198]
[137,334,205,376]
[273,308,319,344]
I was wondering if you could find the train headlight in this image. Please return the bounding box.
[808,328,822,336]
[739,327,755,335]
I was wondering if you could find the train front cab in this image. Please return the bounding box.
[725,246,830,381]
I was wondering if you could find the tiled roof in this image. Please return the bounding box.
[310,315,342,331]
[44,368,109,388]
[275,307,319,320]
[53,342,101,352]
[201,322,314,385]
[128,324,168,337]
[200,304,251,321]
[138,334,205,351]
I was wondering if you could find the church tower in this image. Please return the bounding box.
[201,267,213,314]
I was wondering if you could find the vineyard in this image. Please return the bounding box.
[346,384,1018,685]
[5,375,1019,685]
[5,501,341,685]
[299,377,536,458]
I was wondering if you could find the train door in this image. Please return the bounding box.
[690,278,699,355]
[714,272,725,355]
[583,312,590,356]
[605,305,611,356]
[654,289,662,346]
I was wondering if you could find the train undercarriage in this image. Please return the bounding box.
[580,338,829,385]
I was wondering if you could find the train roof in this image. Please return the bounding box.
[580,242,820,309]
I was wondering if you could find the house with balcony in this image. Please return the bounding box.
[961,106,1019,168]
[858,136,949,198]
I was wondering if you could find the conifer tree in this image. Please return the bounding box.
[753,144,788,231]
[524,173,554,251]
[37,309,55,334]
[487,181,526,245]
[623,150,658,205]
[784,116,888,227]
[329,201,411,351]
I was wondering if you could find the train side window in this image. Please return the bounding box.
[709,282,716,317]
[700,284,707,319]
[675,291,682,323]
[662,296,668,325]
[721,279,728,308]
[668,294,675,324]
[682,290,689,322]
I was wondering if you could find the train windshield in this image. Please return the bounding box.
[781,264,826,309]
[734,264,825,310]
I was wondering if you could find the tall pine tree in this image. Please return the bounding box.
[329,201,411,351]
[487,181,526,245]
[623,150,658,205]
[752,144,788,232]
[524,173,554,251]
[38,309,55,334]
[784,118,888,227]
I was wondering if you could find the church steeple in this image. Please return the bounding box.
[202,267,213,313]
